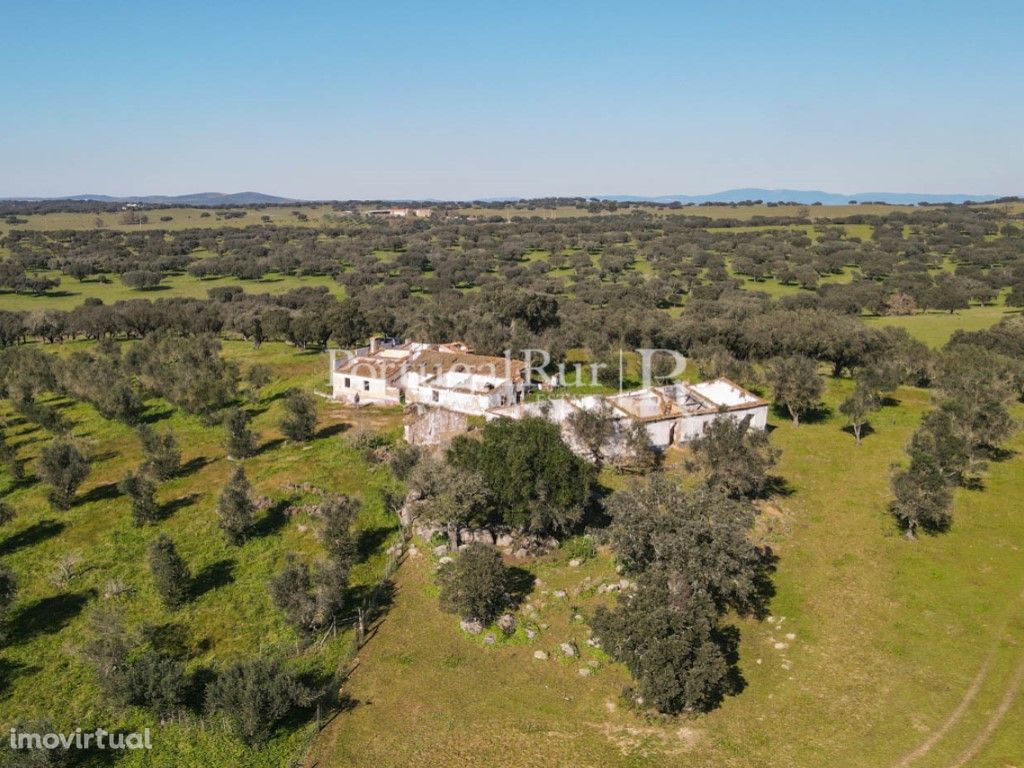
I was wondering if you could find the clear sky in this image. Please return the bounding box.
[2,0,1021,199]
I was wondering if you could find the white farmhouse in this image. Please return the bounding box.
[486,377,768,454]
[329,341,768,455]
[330,340,528,414]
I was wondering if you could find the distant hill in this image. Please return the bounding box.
[35,192,298,206]
[3,189,1010,207]
[596,188,1001,205]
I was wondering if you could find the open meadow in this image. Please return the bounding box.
[306,381,1024,768]
[0,341,404,767]
[1,200,1023,767]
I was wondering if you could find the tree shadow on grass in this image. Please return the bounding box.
[762,474,794,498]
[191,558,236,600]
[315,422,350,440]
[840,423,876,442]
[252,498,293,538]
[262,390,291,406]
[345,580,397,628]
[73,481,121,507]
[140,406,175,425]
[8,590,93,645]
[716,623,747,703]
[356,525,398,563]
[177,456,210,477]
[982,445,1017,463]
[258,437,285,456]
[506,566,536,609]
[161,493,201,519]
[0,519,65,556]
[140,621,192,659]
[0,657,40,699]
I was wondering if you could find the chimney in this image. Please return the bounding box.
[370,338,379,354]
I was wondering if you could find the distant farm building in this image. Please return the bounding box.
[364,207,432,219]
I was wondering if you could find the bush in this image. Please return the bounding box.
[438,543,511,624]
[223,408,257,459]
[119,468,159,526]
[204,657,306,745]
[268,558,317,632]
[38,439,89,509]
[217,466,254,545]
[592,568,733,713]
[138,425,180,480]
[280,389,317,442]
[122,650,189,719]
[147,534,191,608]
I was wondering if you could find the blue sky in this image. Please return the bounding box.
[2,0,1021,199]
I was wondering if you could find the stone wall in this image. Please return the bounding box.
[403,403,470,446]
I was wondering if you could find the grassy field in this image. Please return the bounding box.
[866,305,1020,348]
[0,271,347,312]
[3,201,1022,236]
[0,206,343,235]
[306,380,1024,768]
[0,341,404,767]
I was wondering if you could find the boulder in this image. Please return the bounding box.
[460,619,483,635]
[433,544,449,557]
[560,642,577,658]
[533,650,548,661]
[483,633,496,645]
[497,614,516,636]
[578,667,592,677]
[568,558,582,568]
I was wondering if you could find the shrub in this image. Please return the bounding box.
[280,389,317,442]
[138,425,180,480]
[223,408,257,459]
[38,439,89,509]
[438,543,510,624]
[147,534,191,608]
[217,466,255,545]
[119,469,160,526]
[204,657,306,745]
[122,650,189,719]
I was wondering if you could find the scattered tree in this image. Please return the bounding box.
[592,568,732,713]
[223,408,257,459]
[138,425,180,480]
[204,657,306,745]
[147,534,191,608]
[448,416,594,536]
[119,468,160,526]
[268,557,317,633]
[688,415,779,498]
[217,466,255,545]
[838,382,880,445]
[438,543,511,624]
[280,389,317,442]
[38,439,90,509]
[765,356,823,426]
[565,400,615,464]
[410,457,490,549]
[890,456,953,537]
